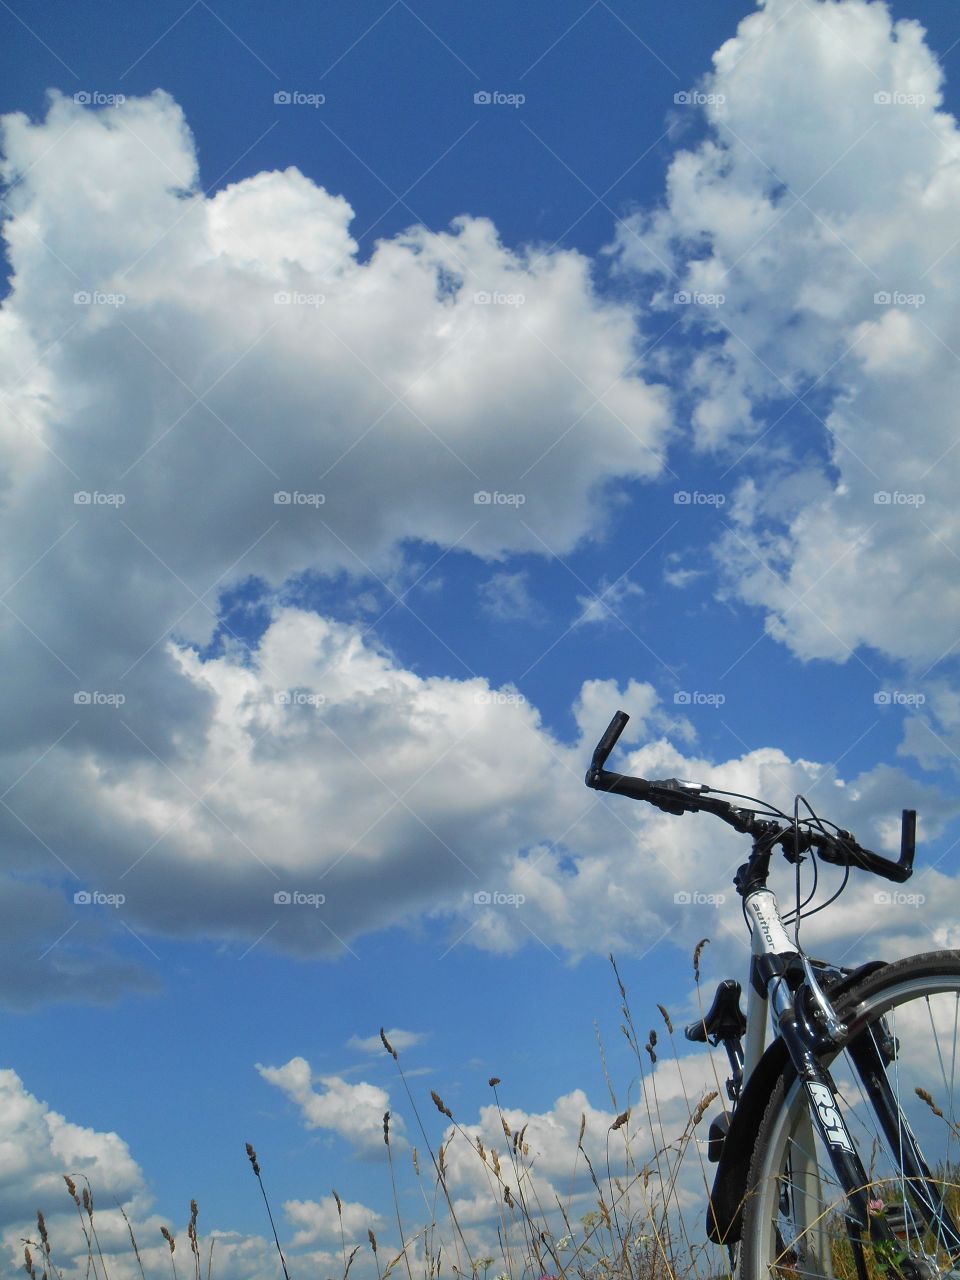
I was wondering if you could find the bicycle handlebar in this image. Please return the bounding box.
[585,710,916,883]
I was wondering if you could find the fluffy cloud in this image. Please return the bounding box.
[0,1068,143,1229]
[3,46,959,1005]
[610,0,960,674]
[5,605,954,1004]
[284,1195,385,1248]
[257,1056,404,1154]
[0,89,674,1003]
[9,1067,388,1279]
[347,1028,425,1055]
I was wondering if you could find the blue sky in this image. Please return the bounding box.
[4,0,960,1275]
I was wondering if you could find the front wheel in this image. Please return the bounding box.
[740,951,960,1280]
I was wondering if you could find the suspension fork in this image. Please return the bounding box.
[743,890,896,1240]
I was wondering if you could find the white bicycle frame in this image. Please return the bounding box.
[739,885,832,1272]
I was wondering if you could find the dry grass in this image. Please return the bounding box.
[42,950,960,1280]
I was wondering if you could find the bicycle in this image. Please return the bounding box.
[585,708,960,1280]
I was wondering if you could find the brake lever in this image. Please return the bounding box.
[648,777,708,794]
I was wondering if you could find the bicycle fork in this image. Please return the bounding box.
[745,888,960,1277]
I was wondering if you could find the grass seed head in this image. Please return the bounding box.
[383,1111,390,1146]
[430,1091,453,1119]
[333,1189,343,1215]
[693,938,709,982]
[610,1110,630,1132]
[692,1091,719,1125]
[380,1029,398,1060]
[161,1227,175,1254]
[368,1229,377,1254]
[244,1143,260,1176]
[916,1086,945,1117]
[657,1004,674,1033]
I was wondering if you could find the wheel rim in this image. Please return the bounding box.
[746,970,960,1280]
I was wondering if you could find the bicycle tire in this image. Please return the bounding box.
[740,950,960,1280]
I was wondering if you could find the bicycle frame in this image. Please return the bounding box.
[738,879,960,1270]
[584,706,960,1273]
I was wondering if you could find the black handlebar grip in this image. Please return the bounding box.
[900,809,916,872]
[590,710,630,773]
